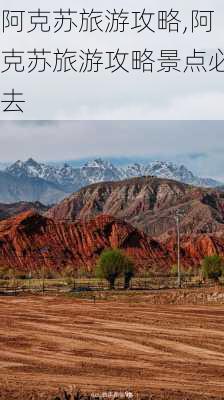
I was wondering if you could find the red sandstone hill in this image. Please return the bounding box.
[46,176,224,239]
[0,210,224,272]
[0,211,171,272]
[166,233,224,267]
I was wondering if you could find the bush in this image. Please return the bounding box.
[201,255,224,281]
[123,257,135,289]
[170,264,183,277]
[96,249,135,290]
[170,264,178,276]
[0,267,21,280]
[0,266,12,280]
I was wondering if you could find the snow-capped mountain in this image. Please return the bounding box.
[140,161,219,187]
[80,159,122,184]
[5,158,222,197]
[7,158,58,181]
[0,162,9,171]
[6,158,123,192]
[121,161,220,188]
[7,158,83,192]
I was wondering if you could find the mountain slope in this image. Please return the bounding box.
[0,171,67,205]
[166,233,224,266]
[1,210,224,272]
[0,211,171,272]
[0,201,49,221]
[46,176,224,238]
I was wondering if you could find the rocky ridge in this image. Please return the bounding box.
[46,176,224,239]
[0,210,224,272]
[0,211,171,272]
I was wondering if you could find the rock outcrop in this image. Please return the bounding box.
[166,233,224,267]
[1,210,224,273]
[0,211,171,272]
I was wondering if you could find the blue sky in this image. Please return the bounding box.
[0,120,224,180]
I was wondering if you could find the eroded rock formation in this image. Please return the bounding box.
[0,211,171,273]
[46,176,224,238]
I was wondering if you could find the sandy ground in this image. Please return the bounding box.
[0,294,224,399]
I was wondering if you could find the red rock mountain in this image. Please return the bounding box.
[46,176,224,239]
[166,233,224,267]
[0,211,172,272]
[0,210,224,273]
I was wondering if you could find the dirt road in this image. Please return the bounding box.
[0,294,224,399]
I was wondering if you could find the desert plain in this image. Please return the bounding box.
[0,292,224,399]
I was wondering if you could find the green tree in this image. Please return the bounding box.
[201,255,224,281]
[96,249,135,290]
[123,257,135,289]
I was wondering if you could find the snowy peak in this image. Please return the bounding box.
[84,158,111,169]
[5,158,222,195]
[141,161,218,187]
[26,158,39,167]
[81,158,121,184]
[124,163,144,178]
[7,159,58,181]
[143,161,195,182]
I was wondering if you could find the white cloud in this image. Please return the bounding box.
[0,120,224,180]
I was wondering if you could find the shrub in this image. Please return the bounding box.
[201,255,224,281]
[96,249,135,290]
[123,256,135,289]
[0,267,22,281]
[170,264,178,276]
[0,266,12,280]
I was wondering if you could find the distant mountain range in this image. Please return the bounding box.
[0,171,66,205]
[0,157,222,204]
[0,201,49,221]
